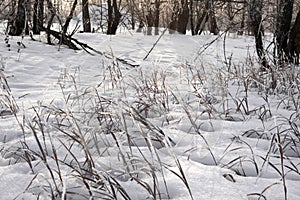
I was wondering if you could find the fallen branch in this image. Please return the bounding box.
[143,27,168,61]
[70,37,140,67]
[194,28,229,62]
[40,27,80,50]
[37,28,140,67]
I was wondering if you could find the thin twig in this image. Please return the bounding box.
[143,28,168,61]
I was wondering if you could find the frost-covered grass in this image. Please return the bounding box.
[0,30,300,200]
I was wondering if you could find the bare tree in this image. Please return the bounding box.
[249,0,269,70]
[154,0,160,35]
[145,0,154,35]
[9,0,27,35]
[239,2,246,35]
[133,0,159,35]
[82,0,91,32]
[107,0,122,34]
[192,0,219,35]
[288,9,300,63]
[188,0,194,35]
[207,0,218,35]
[176,0,189,34]
[33,0,44,34]
[168,1,179,34]
[62,0,78,34]
[194,2,207,35]
[126,0,136,30]
[3,0,16,34]
[275,0,294,62]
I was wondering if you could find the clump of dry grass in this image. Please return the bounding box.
[0,60,196,199]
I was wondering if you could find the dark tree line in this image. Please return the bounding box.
[246,0,300,66]
[1,0,299,63]
[275,0,300,64]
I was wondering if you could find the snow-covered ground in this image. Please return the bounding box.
[0,28,300,200]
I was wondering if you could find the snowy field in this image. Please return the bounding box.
[0,27,300,200]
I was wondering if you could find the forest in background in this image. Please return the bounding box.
[0,0,299,69]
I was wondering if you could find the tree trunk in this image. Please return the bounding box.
[10,0,26,36]
[62,0,78,34]
[276,0,294,61]
[33,0,44,34]
[111,0,121,34]
[196,11,208,35]
[168,2,179,34]
[154,0,160,35]
[288,9,300,64]
[238,3,246,35]
[82,0,91,32]
[249,0,269,70]
[176,0,189,34]
[208,0,218,35]
[107,0,121,34]
[127,0,135,30]
[107,0,113,33]
[146,12,153,35]
[7,0,17,35]
[168,20,177,34]
[136,15,144,33]
[190,0,195,35]
[46,0,56,44]
[33,0,38,34]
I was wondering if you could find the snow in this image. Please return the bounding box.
[0,29,300,200]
